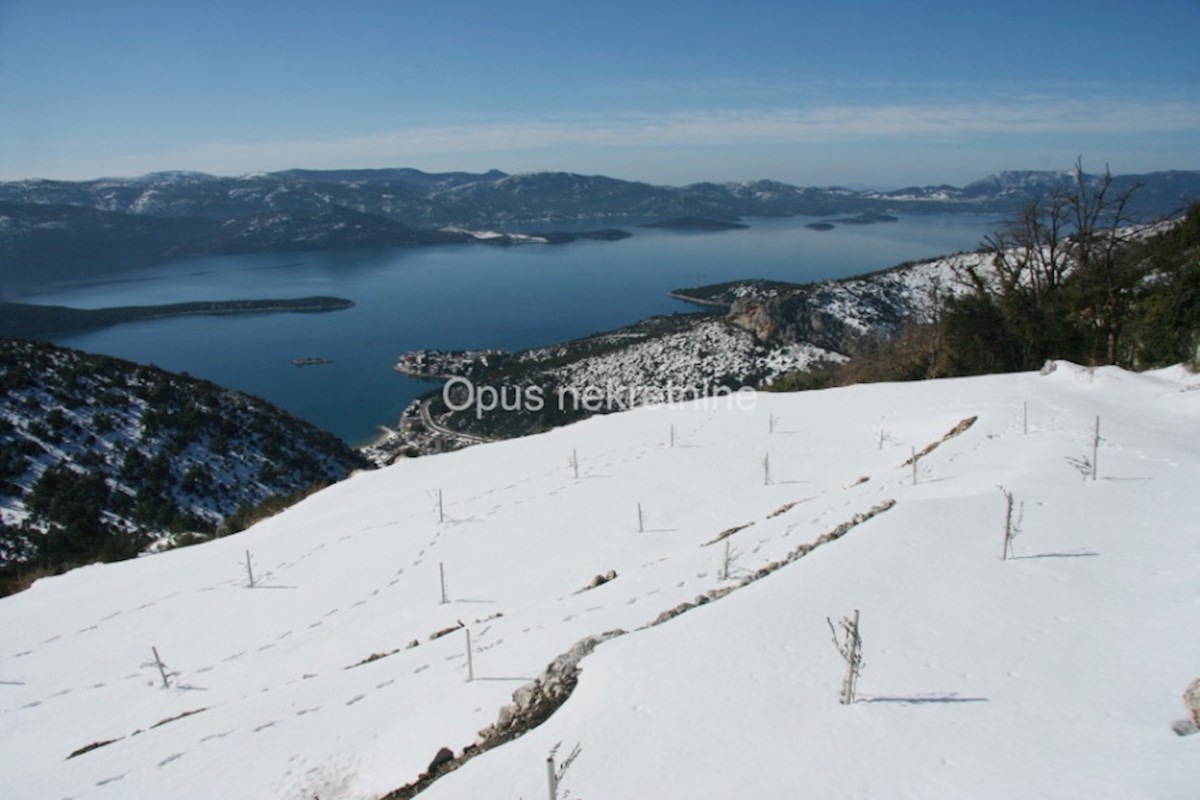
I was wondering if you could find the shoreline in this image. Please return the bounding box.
[666,291,732,309]
[0,296,356,340]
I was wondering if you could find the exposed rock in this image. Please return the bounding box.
[381,501,897,800]
[66,738,121,760]
[1185,678,1200,726]
[428,621,464,641]
[728,285,903,353]
[477,630,627,745]
[703,521,754,546]
[766,501,804,519]
[578,570,618,593]
[426,747,454,775]
[904,416,979,464]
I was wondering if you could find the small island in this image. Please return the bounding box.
[291,357,335,367]
[638,216,749,231]
[805,222,836,231]
[824,212,900,226]
[528,228,633,243]
[0,296,356,339]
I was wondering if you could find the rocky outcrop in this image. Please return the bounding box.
[903,416,979,465]
[576,570,618,593]
[380,630,627,800]
[380,499,897,799]
[728,284,906,354]
[477,630,627,745]
[1185,678,1200,726]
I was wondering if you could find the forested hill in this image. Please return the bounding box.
[0,339,370,592]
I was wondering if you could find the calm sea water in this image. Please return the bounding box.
[19,214,998,445]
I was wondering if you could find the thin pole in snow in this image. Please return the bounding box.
[151,646,171,689]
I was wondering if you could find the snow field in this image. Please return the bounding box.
[0,362,1196,798]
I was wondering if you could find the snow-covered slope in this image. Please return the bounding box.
[1,363,1197,799]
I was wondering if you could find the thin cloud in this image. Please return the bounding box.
[101,96,1200,177]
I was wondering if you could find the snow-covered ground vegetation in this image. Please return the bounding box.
[1,361,1196,798]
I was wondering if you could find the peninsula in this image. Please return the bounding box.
[0,296,355,339]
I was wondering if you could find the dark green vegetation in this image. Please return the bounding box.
[518,229,632,244]
[943,179,1200,375]
[637,216,749,231]
[420,313,729,440]
[0,339,369,594]
[669,278,805,307]
[0,296,354,339]
[772,171,1200,391]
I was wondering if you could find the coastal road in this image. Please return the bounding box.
[420,398,494,445]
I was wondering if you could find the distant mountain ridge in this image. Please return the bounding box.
[4,167,1197,225]
[1,167,1197,284]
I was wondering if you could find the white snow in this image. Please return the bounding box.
[0,363,1197,799]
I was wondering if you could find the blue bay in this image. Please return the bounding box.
[17,214,997,445]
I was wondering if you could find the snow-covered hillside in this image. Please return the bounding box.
[0,339,367,569]
[1,363,1197,799]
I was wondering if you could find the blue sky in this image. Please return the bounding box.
[1,0,1197,187]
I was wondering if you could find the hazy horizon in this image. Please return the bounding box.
[2,0,1197,186]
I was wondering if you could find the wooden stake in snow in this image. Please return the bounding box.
[669,424,675,449]
[570,449,579,480]
[439,562,448,605]
[244,550,256,589]
[998,486,1023,560]
[465,628,474,682]
[769,413,776,435]
[546,742,581,800]
[762,452,772,486]
[911,446,918,485]
[721,539,742,580]
[1092,416,1100,481]
[546,752,558,800]
[828,610,863,705]
[875,421,892,450]
[151,646,172,689]
[637,503,644,533]
[438,488,445,523]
